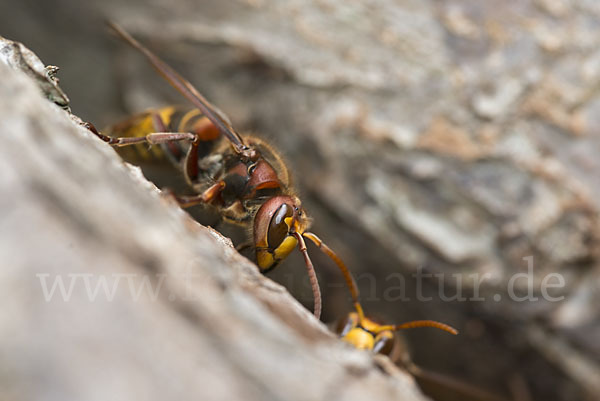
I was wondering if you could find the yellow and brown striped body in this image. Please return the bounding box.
[105,105,221,166]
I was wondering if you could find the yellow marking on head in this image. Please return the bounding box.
[289,216,310,237]
[256,249,275,271]
[343,328,375,350]
[273,235,298,260]
[360,317,384,333]
[256,236,297,271]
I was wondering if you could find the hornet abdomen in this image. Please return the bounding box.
[105,105,222,167]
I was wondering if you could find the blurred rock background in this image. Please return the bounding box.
[2,0,600,400]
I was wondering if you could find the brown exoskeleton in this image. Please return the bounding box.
[92,22,356,319]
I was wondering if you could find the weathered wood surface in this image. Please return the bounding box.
[0,60,428,400]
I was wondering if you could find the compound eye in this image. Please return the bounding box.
[373,334,394,355]
[267,203,293,249]
[335,313,359,337]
